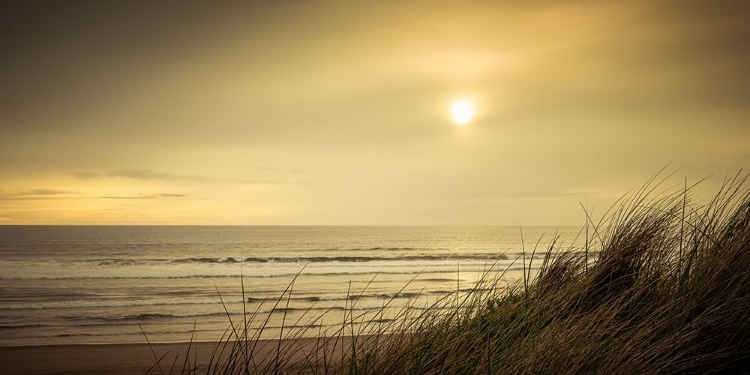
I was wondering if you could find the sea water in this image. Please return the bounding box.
[0,225,581,346]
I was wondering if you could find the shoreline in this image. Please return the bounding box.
[0,336,358,375]
[0,341,220,375]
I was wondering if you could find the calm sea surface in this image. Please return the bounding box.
[0,226,581,346]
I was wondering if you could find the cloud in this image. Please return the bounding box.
[20,189,74,195]
[258,166,304,174]
[68,171,103,180]
[0,189,78,200]
[0,189,187,201]
[97,193,187,200]
[69,169,208,182]
[68,168,302,186]
[105,169,206,182]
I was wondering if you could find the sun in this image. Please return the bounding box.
[450,99,475,125]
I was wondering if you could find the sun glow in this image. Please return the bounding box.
[450,99,475,125]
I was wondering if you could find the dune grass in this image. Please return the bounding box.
[148,171,750,374]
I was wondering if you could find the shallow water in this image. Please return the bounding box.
[0,225,580,346]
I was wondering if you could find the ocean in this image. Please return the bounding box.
[0,225,581,346]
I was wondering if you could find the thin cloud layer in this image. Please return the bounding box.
[0,1,748,224]
[97,193,187,200]
[0,190,78,201]
[69,169,204,182]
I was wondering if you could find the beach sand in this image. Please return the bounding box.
[0,336,359,375]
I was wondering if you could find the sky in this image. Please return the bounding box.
[1,0,749,225]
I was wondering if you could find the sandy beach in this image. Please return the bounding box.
[0,337,355,375]
[1,341,222,375]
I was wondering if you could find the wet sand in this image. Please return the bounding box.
[0,336,360,375]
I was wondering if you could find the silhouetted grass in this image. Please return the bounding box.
[149,171,750,374]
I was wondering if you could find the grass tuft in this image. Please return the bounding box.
[149,172,750,374]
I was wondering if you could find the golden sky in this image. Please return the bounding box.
[1,1,749,224]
